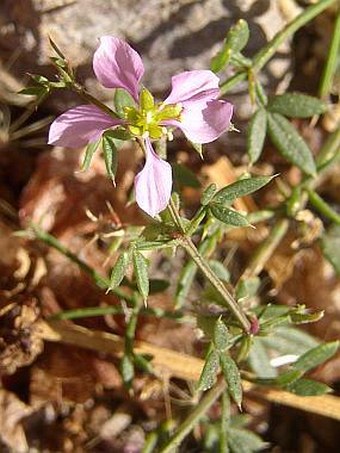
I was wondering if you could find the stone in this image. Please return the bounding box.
[0,0,290,96]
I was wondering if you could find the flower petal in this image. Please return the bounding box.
[134,139,172,217]
[93,36,144,101]
[165,100,233,144]
[48,105,122,148]
[164,70,220,107]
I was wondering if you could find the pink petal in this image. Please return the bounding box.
[164,70,220,107]
[134,139,172,217]
[165,100,233,144]
[48,105,122,148]
[93,36,144,101]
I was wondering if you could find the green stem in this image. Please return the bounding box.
[220,0,337,95]
[160,377,226,453]
[255,81,268,107]
[175,232,219,308]
[72,83,120,119]
[220,392,230,453]
[166,197,251,332]
[230,53,252,68]
[239,128,340,282]
[185,206,206,236]
[319,7,340,98]
[316,127,340,171]
[31,224,133,302]
[307,189,340,225]
[142,432,158,453]
[239,218,289,281]
[180,235,251,333]
[168,197,186,233]
[126,304,139,356]
[220,72,247,95]
[121,301,140,387]
[253,0,336,71]
[33,225,185,322]
[49,305,184,321]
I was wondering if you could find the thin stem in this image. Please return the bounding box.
[238,128,340,283]
[175,232,219,308]
[165,196,251,332]
[10,116,53,141]
[125,304,139,357]
[220,72,247,95]
[32,224,187,321]
[255,81,268,107]
[168,197,186,233]
[316,127,340,172]
[307,189,340,225]
[160,377,226,453]
[220,391,230,453]
[49,305,184,321]
[31,224,134,302]
[142,432,158,453]
[239,218,289,281]
[181,236,251,333]
[220,0,337,95]
[9,91,49,133]
[252,0,336,72]
[319,7,340,98]
[72,83,120,119]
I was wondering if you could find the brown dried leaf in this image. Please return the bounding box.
[202,156,257,213]
[0,300,44,375]
[0,389,33,452]
[30,343,121,406]
[20,145,142,235]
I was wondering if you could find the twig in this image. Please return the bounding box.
[39,319,340,421]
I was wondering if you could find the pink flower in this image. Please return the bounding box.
[135,138,172,217]
[48,36,233,217]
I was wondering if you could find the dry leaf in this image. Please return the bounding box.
[0,300,44,375]
[0,389,33,452]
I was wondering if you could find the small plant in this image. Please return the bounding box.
[20,0,339,450]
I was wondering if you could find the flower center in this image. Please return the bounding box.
[123,87,182,139]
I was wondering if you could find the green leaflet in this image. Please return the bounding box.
[109,250,131,290]
[220,354,243,408]
[228,427,268,453]
[213,318,230,351]
[268,92,327,118]
[213,175,275,205]
[247,108,267,164]
[201,183,218,206]
[267,112,317,176]
[81,139,100,171]
[211,19,250,72]
[133,249,149,303]
[286,378,332,396]
[102,131,122,184]
[209,204,249,227]
[198,349,219,392]
[293,341,339,372]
